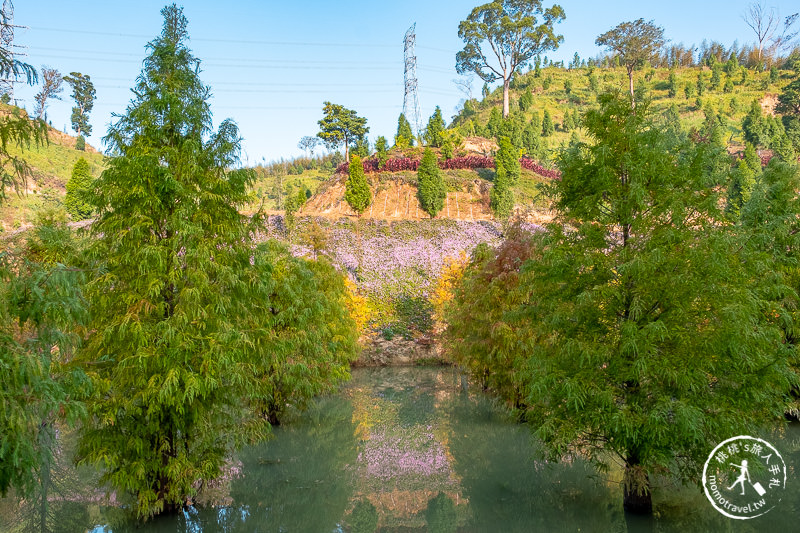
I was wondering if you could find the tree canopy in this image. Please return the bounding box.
[345,154,371,216]
[445,91,796,515]
[75,5,274,518]
[456,0,565,117]
[395,112,414,148]
[595,19,665,107]
[317,102,369,161]
[63,72,96,136]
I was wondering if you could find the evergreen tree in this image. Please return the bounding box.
[667,70,677,98]
[743,99,767,147]
[726,144,760,218]
[64,157,93,220]
[395,113,414,148]
[523,115,543,157]
[375,135,389,168]
[541,109,554,136]
[75,6,276,518]
[562,109,575,131]
[514,92,792,514]
[0,215,87,500]
[486,107,503,138]
[345,155,371,216]
[417,148,446,218]
[424,106,446,147]
[519,89,534,111]
[490,137,517,218]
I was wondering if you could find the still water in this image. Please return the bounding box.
[4,366,800,532]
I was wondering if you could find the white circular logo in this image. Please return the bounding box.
[702,435,787,519]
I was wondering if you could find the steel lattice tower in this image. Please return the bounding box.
[0,0,21,100]
[403,24,421,139]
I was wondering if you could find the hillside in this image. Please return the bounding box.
[449,63,795,152]
[0,107,105,231]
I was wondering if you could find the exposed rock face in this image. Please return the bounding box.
[355,333,444,366]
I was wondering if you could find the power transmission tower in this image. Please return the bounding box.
[403,23,421,140]
[0,0,26,102]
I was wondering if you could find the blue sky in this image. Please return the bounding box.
[11,0,800,163]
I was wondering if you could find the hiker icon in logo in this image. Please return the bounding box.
[702,435,787,520]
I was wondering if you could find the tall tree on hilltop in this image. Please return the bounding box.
[424,106,446,147]
[345,155,371,216]
[456,0,565,118]
[33,66,63,120]
[317,102,369,161]
[63,72,95,137]
[395,112,414,148]
[595,19,665,108]
[75,5,273,518]
[417,148,446,218]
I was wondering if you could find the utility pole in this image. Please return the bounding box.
[403,24,421,140]
[0,0,27,104]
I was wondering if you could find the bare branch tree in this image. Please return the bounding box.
[744,2,799,66]
[33,66,63,120]
[452,75,474,100]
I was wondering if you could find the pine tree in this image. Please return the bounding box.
[75,6,275,518]
[417,148,446,218]
[541,109,554,136]
[490,137,517,218]
[375,135,389,168]
[726,144,760,219]
[395,113,414,148]
[345,155,371,216]
[424,106,446,147]
[64,157,93,220]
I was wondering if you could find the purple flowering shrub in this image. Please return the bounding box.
[261,217,503,335]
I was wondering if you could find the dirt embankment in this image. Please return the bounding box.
[302,176,494,221]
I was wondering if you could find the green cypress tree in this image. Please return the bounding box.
[541,109,554,137]
[424,106,446,147]
[64,157,93,220]
[375,135,389,168]
[667,69,677,98]
[417,148,446,218]
[395,113,414,148]
[75,6,275,518]
[490,137,517,218]
[743,99,767,147]
[516,92,792,514]
[345,155,371,216]
[523,118,543,158]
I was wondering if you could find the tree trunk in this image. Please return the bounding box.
[502,77,511,118]
[627,66,635,110]
[623,454,652,514]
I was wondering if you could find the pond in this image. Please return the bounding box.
[3,366,799,532]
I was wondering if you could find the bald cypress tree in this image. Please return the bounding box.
[76,5,272,518]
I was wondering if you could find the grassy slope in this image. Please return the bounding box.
[452,65,793,150]
[0,109,106,230]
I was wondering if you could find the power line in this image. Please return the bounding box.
[28,26,399,48]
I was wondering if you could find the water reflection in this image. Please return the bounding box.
[3,366,800,532]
